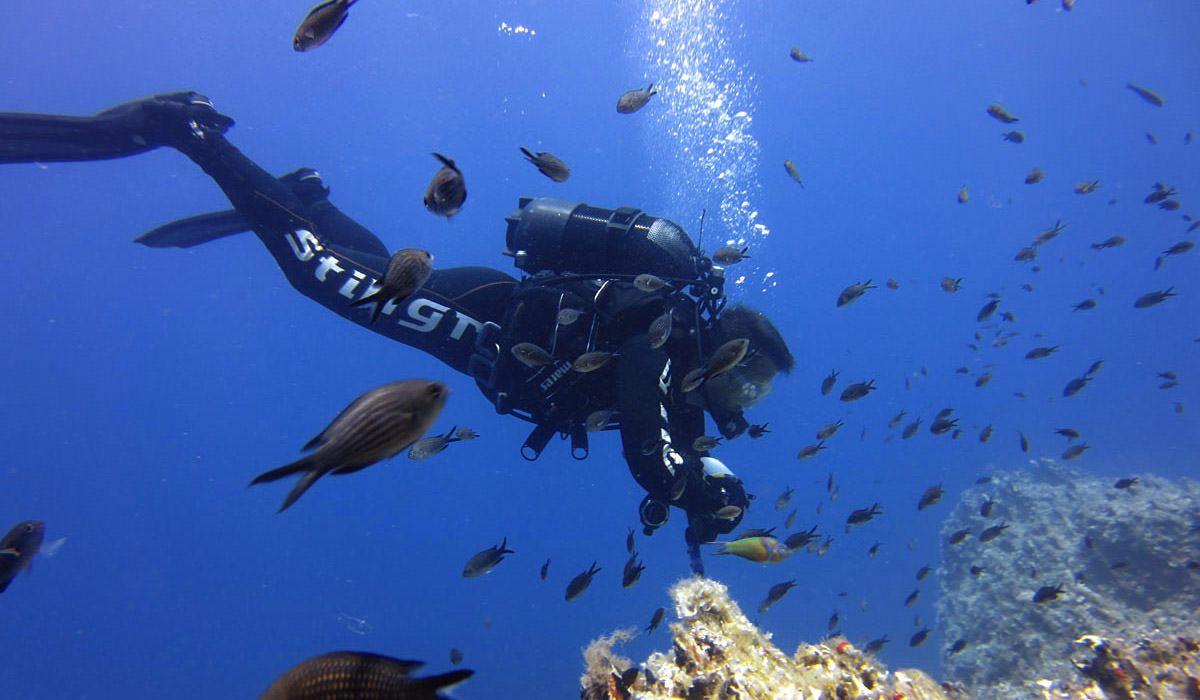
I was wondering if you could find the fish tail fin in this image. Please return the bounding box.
[432,152,460,173]
[410,669,475,696]
[277,467,327,512]
[250,455,317,486]
[348,289,381,308]
[519,146,535,161]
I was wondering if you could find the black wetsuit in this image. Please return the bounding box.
[0,92,747,573]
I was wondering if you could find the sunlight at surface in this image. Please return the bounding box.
[634,0,774,292]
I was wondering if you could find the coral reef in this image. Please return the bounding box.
[581,576,952,700]
[937,459,1200,700]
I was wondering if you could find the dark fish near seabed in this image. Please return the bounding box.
[519,147,570,182]
[350,249,434,324]
[257,651,473,700]
[1126,83,1165,107]
[713,246,750,265]
[1019,431,1030,452]
[462,538,514,578]
[865,636,890,655]
[837,279,877,307]
[821,369,839,396]
[948,529,971,545]
[250,380,449,511]
[828,611,840,631]
[565,561,601,601]
[1128,285,1176,307]
[979,522,1009,542]
[916,565,931,581]
[784,525,819,550]
[981,499,995,517]
[950,639,968,654]
[646,607,665,632]
[910,628,931,648]
[757,579,797,614]
[987,104,1020,123]
[1114,477,1139,489]
[424,153,467,220]
[1063,443,1091,460]
[1033,584,1064,603]
[917,484,944,511]
[784,159,805,186]
[616,83,657,113]
[293,0,359,52]
[0,520,44,594]
[840,379,876,401]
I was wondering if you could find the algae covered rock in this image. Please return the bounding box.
[937,459,1200,700]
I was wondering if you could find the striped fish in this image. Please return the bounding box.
[258,651,472,700]
[251,380,449,511]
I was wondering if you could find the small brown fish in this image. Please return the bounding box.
[462,537,514,578]
[748,423,771,439]
[917,484,944,511]
[1062,442,1090,460]
[1019,431,1030,452]
[633,273,671,292]
[980,424,993,443]
[1033,220,1066,246]
[775,486,794,512]
[646,311,673,349]
[511,342,554,368]
[1003,130,1025,143]
[1014,246,1038,262]
[713,246,750,265]
[1126,83,1165,107]
[565,561,601,601]
[572,351,615,373]
[987,104,1020,123]
[616,83,657,114]
[758,579,797,614]
[1134,288,1177,308]
[816,420,844,441]
[350,249,434,324]
[957,185,969,204]
[975,371,993,388]
[789,47,813,63]
[901,418,922,439]
[978,298,1000,322]
[1075,180,1101,195]
[1025,167,1045,184]
[407,426,459,461]
[449,648,464,666]
[706,338,750,378]
[258,652,472,700]
[916,565,931,581]
[646,607,665,632]
[904,589,920,607]
[540,558,550,580]
[424,153,467,220]
[979,522,1008,542]
[1033,584,1064,603]
[251,380,449,511]
[0,520,44,594]
[622,555,645,589]
[948,529,971,545]
[585,409,615,433]
[941,277,962,293]
[293,0,359,52]
[796,442,826,460]
[557,308,582,325]
[837,279,877,307]
[1025,346,1059,360]
[692,435,722,452]
[886,278,899,289]
[910,628,931,648]
[1064,376,1091,397]
[839,379,876,401]
[519,147,570,182]
[1114,477,1138,490]
[784,159,805,186]
[821,369,839,396]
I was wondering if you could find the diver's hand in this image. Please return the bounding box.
[98,91,234,149]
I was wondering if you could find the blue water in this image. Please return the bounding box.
[2,1,1197,698]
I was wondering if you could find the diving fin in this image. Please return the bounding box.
[133,208,250,249]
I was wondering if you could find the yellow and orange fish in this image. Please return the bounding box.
[713,536,791,563]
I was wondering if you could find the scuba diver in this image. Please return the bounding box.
[0,92,794,574]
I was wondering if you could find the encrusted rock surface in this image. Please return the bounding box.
[937,459,1200,700]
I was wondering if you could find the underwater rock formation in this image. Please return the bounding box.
[937,459,1200,700]
[580,576,953,700]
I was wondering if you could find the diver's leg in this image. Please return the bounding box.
[0,92,232,164]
